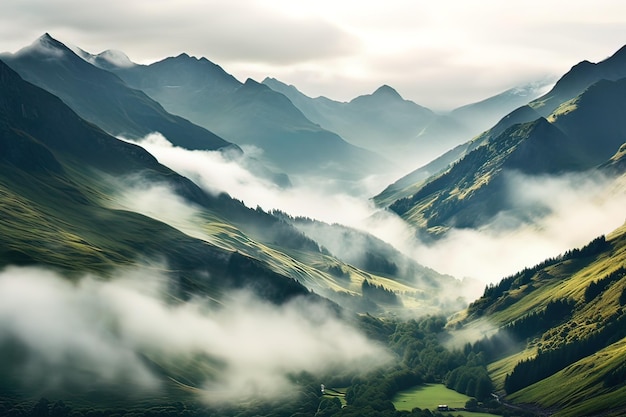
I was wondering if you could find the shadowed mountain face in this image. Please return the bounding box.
[110,53,390,180]
[530,44,626,116]
[1,34,234,152]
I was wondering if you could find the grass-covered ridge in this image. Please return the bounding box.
[460,221,626,416]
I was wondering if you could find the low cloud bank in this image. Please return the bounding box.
[124,133,626,289]
[0,266,390,403]
[121,133,399,226]
[413,171,626,283]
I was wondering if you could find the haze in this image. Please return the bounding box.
[0,266,390,402]
[1,0,626,109]
[121,134,626,286]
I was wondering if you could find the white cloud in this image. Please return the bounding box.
[123,133,626,291]
[121,133,399,227]
[0,265,390,402]
[411,171,626,283]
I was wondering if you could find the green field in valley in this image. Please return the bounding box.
[392,384,501,416]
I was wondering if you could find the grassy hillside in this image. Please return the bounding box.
[461,220,626,416]
[0,55,442,314]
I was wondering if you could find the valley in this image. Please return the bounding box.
[0,27,625,417]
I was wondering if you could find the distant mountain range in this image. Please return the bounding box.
[263,77,552,170]
[6,34,556,183]
[105,50,390,180]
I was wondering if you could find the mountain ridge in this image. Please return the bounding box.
[458,223,626,416]
[0,56,452,315]
[378,44,626,237]
[108,50,391,180]
[1,33,234,152]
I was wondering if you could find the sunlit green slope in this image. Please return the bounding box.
[462,219,626,416]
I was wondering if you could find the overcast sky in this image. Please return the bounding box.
[1,0,625,109]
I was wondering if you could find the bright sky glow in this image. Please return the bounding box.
[1,0,625,109]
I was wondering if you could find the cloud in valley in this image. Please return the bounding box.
[122,133,626,291]
[0,265,390,402]
[121,133,398,227]
[412,171,626,283]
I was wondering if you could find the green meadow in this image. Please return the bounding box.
[392,384,501,416]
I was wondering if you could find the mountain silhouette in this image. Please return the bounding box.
[1,34,234,152]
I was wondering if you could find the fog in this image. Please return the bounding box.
[126,133,626,289]
[121,133,398,226]
[414,171,626,283]
[0,266,390,402]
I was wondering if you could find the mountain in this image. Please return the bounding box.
[387,80,626,233]
[378,46,626,235]
[449,79,554,136]
[108,52,389,180]
[263,77,552,172]
[263,77,471,169]
[0,54,459,311]
[373,104,545,207]
[0,57,312,304]
[1,34,233,152]
[530,44,626,116]
[456,223,626,416]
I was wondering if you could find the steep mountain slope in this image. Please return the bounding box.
[530,44,626,116]
[0,57,310,303]
[0,57,454,314]
[263,78,470,169]
[375,46,626,211]
[383,74,626,235]
[460,220,626,416]
[110,53,389,180]
[374,103,545,206]
[1,34,233,152]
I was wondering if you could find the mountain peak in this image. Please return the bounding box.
[243,78,266,89]
[23,32,68,57]
[96,49,134,68]
[39,32,54,42]
[372,84,402,99]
